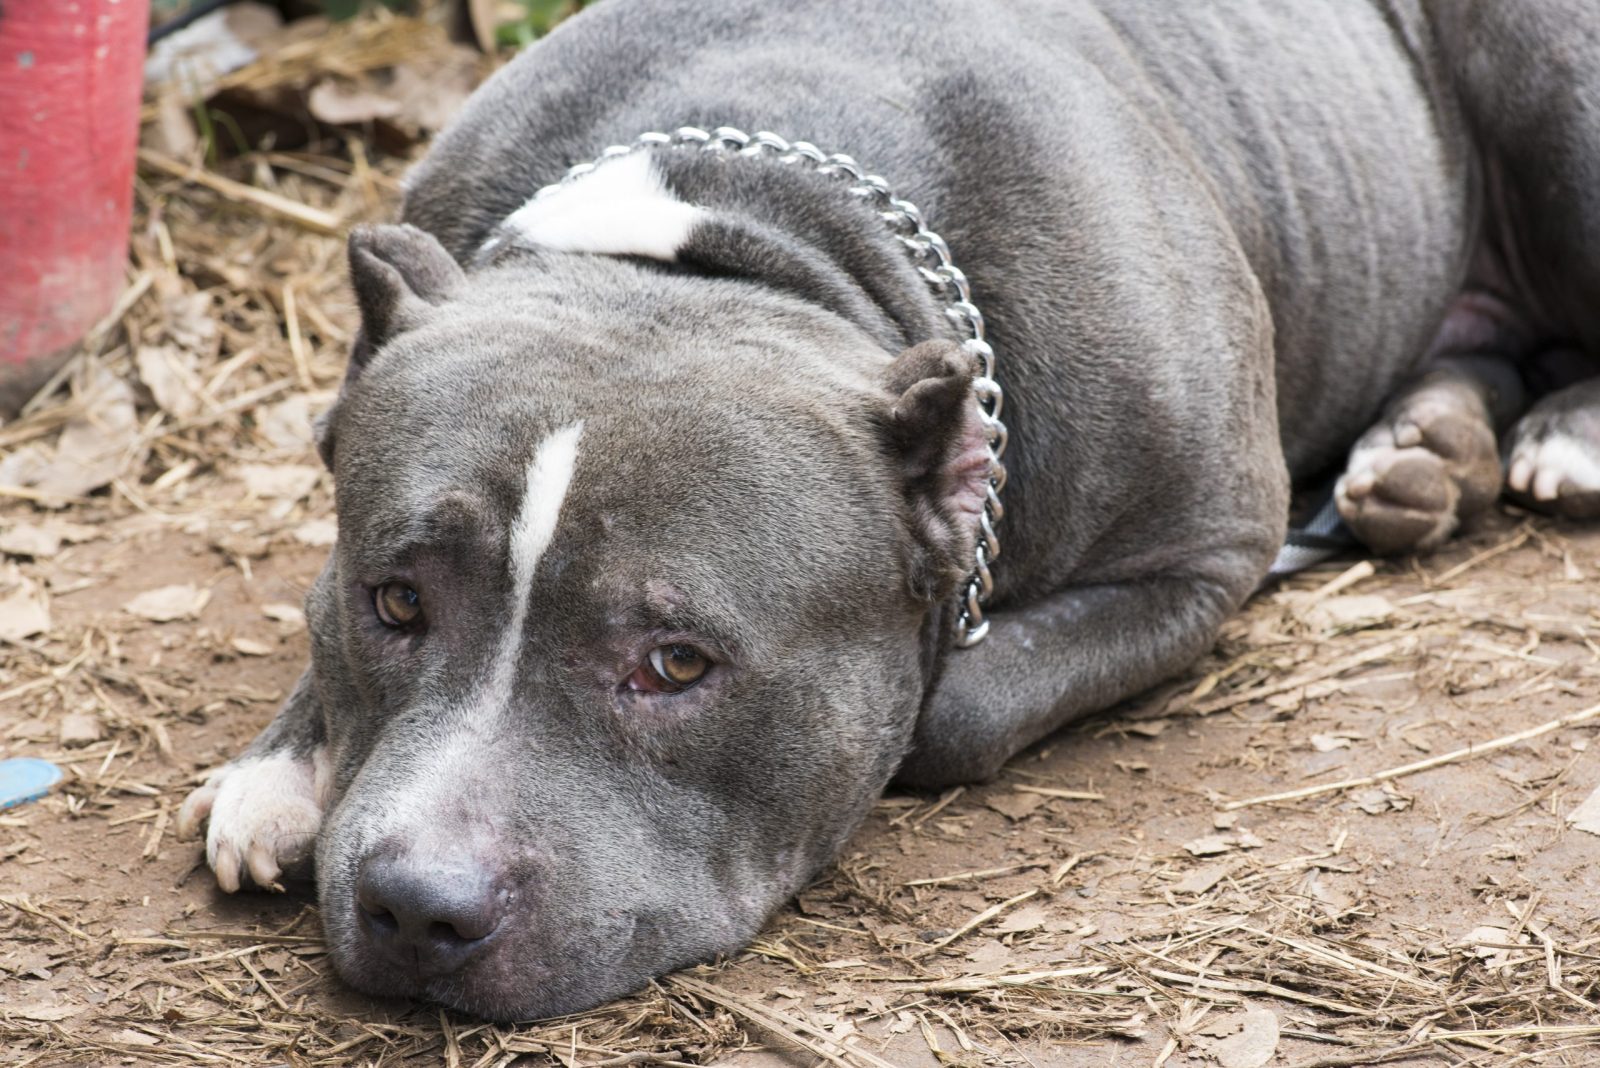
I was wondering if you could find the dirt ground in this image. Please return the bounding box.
[6,10,1600,1068]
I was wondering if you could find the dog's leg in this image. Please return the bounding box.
[1334,356,1517,555]
[177,671,329,891]
[1506,375,1600,519]
[899,561,1264,787]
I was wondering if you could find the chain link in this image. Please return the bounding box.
[536,125,1008,647]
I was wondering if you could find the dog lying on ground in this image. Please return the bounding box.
[177,0,1600,1020]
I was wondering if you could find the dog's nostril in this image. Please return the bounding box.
[365,907,398,934]
[428,919,477,944]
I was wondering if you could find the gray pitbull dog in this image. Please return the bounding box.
[178,0,1600,1020]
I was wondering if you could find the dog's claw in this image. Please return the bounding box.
[175,783,216,840]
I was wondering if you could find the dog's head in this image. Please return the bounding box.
[306,224,990,1019]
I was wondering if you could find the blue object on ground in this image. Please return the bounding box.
[0,757,63,809]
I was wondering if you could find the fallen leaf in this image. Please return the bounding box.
[0,564,51,640]
[144,1,281,90]
[125,584,211,623]
[1566,784,1600,836]
[1304,593,1395,631]
[984,791,1046,822]
[1122,718,1171,737]
[261,602,306,629]
[6,1002,83,1022]
[109,1029,160,1047]
[135,344,205,419]
[308,78,404,124]
[162,290,222,360]
[1184,835,1235,857]
[1310,732,1356,752]
[231,637,274,657]
[0,522,63,559]
[1459,924,1525,970]
[237,463,321,502]
[25,370,140,500]
[1199,1007,1279,1068]
[292,517,338,546]
[994,905,1048,934]
[1174,862,1233,895]
[256,395,318,450]
[59,713,104,748]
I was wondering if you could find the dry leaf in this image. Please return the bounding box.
[1198,1007,1279,1068]
[144,1,281,90]
[308,78,405,124]
[1174,862,1233,895]
[1566,784,1600,836]
[262,602,307,629]
[135,344,205,419]
[125,584,211,623]
[993,905,1048,934]
[1304,593,1394,631]
[231,637,274,657]
[984,791,1046,822]
[0,522,62,559]
[21,371,139,501]
[0,564,51,640]
[237,463,321,501]
[256,394,318,450]
[59,713,104,748]
[108,1029,160,1047]
[6,1002,84,1022]
[1460,924,1525,970]
[1184,835,1235,857]
[1310,732,1357,752]
[292,517,338,546]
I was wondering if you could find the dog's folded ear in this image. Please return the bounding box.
[882,340,999,602]
[318,225,466,469]
[347,223,466,363]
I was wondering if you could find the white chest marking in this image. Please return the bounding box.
[503,152,702,262]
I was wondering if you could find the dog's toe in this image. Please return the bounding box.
[179,749,327,892]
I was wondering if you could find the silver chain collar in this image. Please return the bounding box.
[535,125,1008,647]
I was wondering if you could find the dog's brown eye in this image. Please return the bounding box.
[373,582,423,628]
[629,644,709,693]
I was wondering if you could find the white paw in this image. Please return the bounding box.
[1506,433,1600,503]
[177,748,330,892]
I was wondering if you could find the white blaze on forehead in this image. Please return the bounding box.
[383,422,585,830]
[498,420,584,687]
[502,151,703,262]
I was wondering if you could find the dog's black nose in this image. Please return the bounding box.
[356,850,507,977]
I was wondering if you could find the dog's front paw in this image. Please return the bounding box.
[1336,379,1500,554]
[177,748,329,892]
[1506,406,1600,519]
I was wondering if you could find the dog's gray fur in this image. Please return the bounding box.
[178,0,1600,1020]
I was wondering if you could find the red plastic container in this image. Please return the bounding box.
[0,0,150,403]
